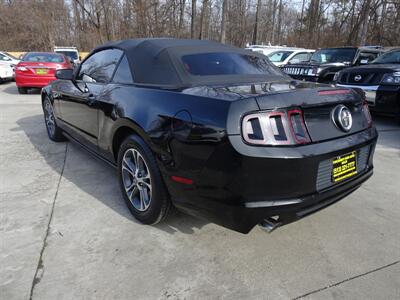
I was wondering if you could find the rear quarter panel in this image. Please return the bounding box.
[98,84,232,176]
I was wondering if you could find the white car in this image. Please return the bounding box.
[0,63,14,82]
[0,51,20,66]
[54,46,81,64]
[267,49,315,67]
[245,45,306,57]
[0,51,20,76]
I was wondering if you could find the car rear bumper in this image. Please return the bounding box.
[169,127,378,233]
[15,74,56,88]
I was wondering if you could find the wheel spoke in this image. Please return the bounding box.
[127,186,138,201]
[139,188,146,210]
[132,150,138,167]
[140,179,151,192]
[122,165,135,177]
[122,155,136,176]
[125,181,136,192]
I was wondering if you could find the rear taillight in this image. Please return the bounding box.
[288,109,311,144]
[16,66,28,71]
[242,109,311,145]
[362,102,372,127]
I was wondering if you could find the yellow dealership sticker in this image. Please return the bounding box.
[332,151,357,183]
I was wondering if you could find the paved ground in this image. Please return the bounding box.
[0,81,399,300]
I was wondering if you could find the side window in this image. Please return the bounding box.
[77,49,123,83]
[356,52,378,65]
[112,55,134,84]
[289,52,312,64]
[0,53,7,61]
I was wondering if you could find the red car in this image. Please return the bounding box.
[15,52,72,94]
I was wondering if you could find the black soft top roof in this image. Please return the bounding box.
[92,38,286,89]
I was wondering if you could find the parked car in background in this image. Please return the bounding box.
[335,48,400,122]
[42,38,377,234]
[245,45,304,56]
[267,49,314,67]
[15,52,72,94]
[0,63,14,82]
[0,51,20,66]
[282,46,383,83]
[0,51,20,77]
[54,46,81,65]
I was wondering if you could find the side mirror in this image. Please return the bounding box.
[79,56,82,61]
[55,69,74,80]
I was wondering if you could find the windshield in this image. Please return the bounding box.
[267,51,294,62]
[182,52,282,76]
[310,48,357,64]
[56,51,78,60]
[372,50,400,64]
[23,53,65,63]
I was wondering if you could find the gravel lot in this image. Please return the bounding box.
[1,81,399,300]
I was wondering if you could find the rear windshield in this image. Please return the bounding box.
[310,48,357,64]
[56,51,78,60]
[181,52,281,76]
[23,53,65,63]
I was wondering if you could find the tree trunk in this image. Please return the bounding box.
[220,0,227,43]
[271,0,277,44]
[252,0,262,45]
[191,0,196,38]
[277,0,283,44]
[359,0,371,46]
[198,0,209,39]
[178,0,186,38]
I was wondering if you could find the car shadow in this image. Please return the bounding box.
[15,114,208,235]
[3,84,41,95]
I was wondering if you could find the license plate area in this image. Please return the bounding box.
[36,68,48,75]
[332,151,357,183]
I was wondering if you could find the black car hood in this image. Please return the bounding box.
[339,63,400,74]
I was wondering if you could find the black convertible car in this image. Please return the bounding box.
[42,39,377,233]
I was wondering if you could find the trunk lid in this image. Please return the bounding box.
[16,61,64,77]
[254,82,369,142]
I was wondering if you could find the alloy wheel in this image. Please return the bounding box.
[121,148,152,211]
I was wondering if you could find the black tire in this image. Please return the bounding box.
[42,96,66,142]
[18,87,28,94]
[117,134,171,225]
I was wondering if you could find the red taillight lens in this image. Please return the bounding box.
[362,102,372,127]
[242,109,311,146]
[287,109,311,144]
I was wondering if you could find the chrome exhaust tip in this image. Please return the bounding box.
[259,217,282,233]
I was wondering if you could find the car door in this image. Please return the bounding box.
[58,49,123,150]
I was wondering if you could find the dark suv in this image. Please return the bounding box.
[282,47,383,83]
[335,48,400,122]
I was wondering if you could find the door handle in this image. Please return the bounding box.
[87,94,97,106]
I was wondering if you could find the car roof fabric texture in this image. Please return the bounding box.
[93,38,286,89]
